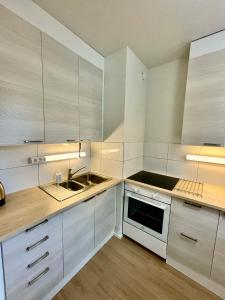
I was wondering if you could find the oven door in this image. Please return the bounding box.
[124,191,170,242]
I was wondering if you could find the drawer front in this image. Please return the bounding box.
[167,198,218,276]
[6,255,63,300]
[2,214,63,300]
[211,212,225,286]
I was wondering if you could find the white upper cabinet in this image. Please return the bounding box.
[79,57,103,141]
[104,47,147,142]
[0,5,44,145]
[42,33,79,143]
[182,32,225,146]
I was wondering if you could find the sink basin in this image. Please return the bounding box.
[73,172,109,186]
[60,180,85,191]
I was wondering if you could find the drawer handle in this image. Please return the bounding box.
[184,201,202,209]
[27,251,49,269]
[28,267,50,286]
[26,219,48,233]
[24,140,43,144]
[26,236,49,252]
[180,233,198,243]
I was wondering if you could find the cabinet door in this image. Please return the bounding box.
[167,198,218,277]
[42,34,79,143]
[95,188,116,247]
[211,212,225,286]
[63,198,95,276]
[182,48,225,146]
[0,5,44,144]
[79,57,103,141]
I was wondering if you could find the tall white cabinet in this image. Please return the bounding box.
[104,47,147,142]
[0,5,44,145]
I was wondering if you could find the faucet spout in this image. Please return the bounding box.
[68,166,86,181]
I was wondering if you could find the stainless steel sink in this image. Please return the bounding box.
[72,172,109,186]
[60,180,85,191]
[40,172,110,201]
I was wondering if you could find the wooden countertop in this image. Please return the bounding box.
[0,178,121,242]
[125,179,225,212]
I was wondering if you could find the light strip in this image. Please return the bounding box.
[45,152,86,162]
[186,154,225,165]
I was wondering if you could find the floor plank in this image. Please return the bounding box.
[53,237,221,300]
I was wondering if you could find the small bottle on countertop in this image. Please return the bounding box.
[55,171,62,186]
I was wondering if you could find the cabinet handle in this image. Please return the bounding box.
[24,140,43,144]
[184,201,202,209]
[27,251,50,269]
[28,267,50,286]
[180,233,198,243]
[203,143,221,147]
[26,219,48,232]
[84,196,95,203]
[26,236,49,252]
[66,139,77,142]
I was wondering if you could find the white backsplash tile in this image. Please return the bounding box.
[38,144,69,156]
[167,160,198,180]
[0,145,37,169]
[199,146,225,157]
[168,144,200,161]
[91,157,102,174]
[69,157,90,173]
[102,142,123,161]
[0,166,38,194]
[124,143,142,160]
[101,159,123,178]
[197,162,225,186]
[123,158,138,178]
[143,157,167,175]
[144,142,168,159]
[91,142,102,158]
[39,160,70,185]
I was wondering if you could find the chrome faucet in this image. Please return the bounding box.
[68,166,86,181]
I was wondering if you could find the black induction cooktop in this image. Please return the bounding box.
[127,171,179,191]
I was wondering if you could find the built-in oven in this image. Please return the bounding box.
[124,190,170,243]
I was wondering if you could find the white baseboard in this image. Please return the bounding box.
[44,231,115,300]
[167,257,225,299]
[114,232,123,239]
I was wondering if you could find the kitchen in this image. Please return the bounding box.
[0,0,225,299]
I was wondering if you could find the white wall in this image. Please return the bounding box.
[0,0,104,70]
[145,59,188,144]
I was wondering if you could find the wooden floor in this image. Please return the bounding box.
[54,237,221,300]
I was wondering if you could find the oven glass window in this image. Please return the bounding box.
[128,197,164,234]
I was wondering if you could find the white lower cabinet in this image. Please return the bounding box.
[95,188,116,247]
[167,198,218,277]
[2,214,63,300]
[211,212,225,286]
[63,197,95,276]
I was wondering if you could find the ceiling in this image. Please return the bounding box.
[33,0,225,67]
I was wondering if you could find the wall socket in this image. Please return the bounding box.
[28,156,46,165]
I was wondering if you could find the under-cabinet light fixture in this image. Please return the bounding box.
[186,154,225,165]
[28,152,86,164]
[45,152,86,162]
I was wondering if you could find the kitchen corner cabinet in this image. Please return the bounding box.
[79,57,103,141]
[42,34,79,143]
[2,215,63,300]
[0,5,44,145]
[211,212,225,286]
[95,188,116,246]
[167,198,218,277]
[182,40,225,146]
[63,198,95,276]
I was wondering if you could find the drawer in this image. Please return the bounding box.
[2,214,63,300]
[211,212,225,286]
[167,198,218,277]
[6,255,63,300]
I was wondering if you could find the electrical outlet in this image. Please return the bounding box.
[38,156,46,164]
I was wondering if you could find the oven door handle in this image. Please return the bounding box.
[126,193,167,210]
